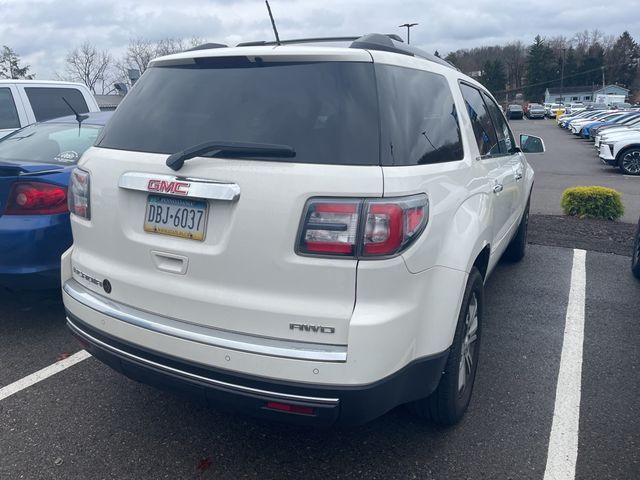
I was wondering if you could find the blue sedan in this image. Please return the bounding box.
[0,112,111,289]
[581,112,640,139]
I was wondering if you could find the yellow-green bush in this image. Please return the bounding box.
[561,186,624,220]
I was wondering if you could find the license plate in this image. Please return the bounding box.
[143,195,208,241]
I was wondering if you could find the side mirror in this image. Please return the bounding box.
[520,134,545,154]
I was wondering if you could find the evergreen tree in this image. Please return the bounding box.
[581,43,605,86]
[606,31,639,88]
[524,36,556,101]
[434,50,441,58]
[563,47,579,87]
[480,59,506,96]
[0,46,33,79]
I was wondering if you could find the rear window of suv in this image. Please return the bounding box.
[375,65,463,165]
[97,59,379,166]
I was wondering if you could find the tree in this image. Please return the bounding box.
[480,59,506,96]
[524,36,556,101]
[434,50,441,58]
[581,43,605,86]
[606,31,639,88]
[502,41,526,90]
[0,46,34,79]
[63,42,112,94]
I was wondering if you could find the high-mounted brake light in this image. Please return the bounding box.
[5,182,68,215]
[68,168,91,220]
[297,194,428,258]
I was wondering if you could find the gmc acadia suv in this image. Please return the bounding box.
[62,34,544,426]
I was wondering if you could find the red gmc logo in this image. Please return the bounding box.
[147,179,190,195]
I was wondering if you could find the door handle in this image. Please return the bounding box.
[514,172,523,181]
[492,184,504,194]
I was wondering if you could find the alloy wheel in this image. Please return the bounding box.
[458,293,479,394]
[621,150,640,175]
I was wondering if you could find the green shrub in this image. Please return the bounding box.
[561,186,624,220]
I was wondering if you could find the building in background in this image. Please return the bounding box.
[544,84,629,104]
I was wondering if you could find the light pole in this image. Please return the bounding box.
[398,23,418,44]
[560,48,566,105]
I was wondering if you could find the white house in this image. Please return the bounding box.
[544,84,629,104]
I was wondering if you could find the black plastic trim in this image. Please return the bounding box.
[67,312,448,426]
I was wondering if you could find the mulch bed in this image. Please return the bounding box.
[529,214,637,257]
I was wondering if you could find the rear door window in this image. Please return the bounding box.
[24,88,89,122]
[482,92,515,154]
[376,65,463,165]
[459,83,500,156]
[0,88,20,129]
[97,60,380,166]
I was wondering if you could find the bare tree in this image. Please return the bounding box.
[503,41,526,90]
[64,42,112,94]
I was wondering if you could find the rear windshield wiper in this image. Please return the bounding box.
[166,141,296,171]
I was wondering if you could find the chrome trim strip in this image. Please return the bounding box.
[67,317,339,405]
[118,172,240,201]
[63,279,347,362]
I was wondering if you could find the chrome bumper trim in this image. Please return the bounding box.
[63,279,347,362]
[67,317,339,405]
[118,172,240,201]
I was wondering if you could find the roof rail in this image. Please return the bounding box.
[350,34,457,70]
[186,43,228,51]
[230,33,457,70]
[237,34,402,47]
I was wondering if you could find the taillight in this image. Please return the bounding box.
[297,194,428,258]
[5,182,68,215]
[68,168,91,220]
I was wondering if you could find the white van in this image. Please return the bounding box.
[0,80,100,139]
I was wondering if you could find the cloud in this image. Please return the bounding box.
[1,0,638,79]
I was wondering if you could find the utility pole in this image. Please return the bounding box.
[560,48,566,105]
[398,23,418,44]
[601,66,605,88]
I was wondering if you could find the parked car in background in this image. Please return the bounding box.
[507,104,524,119]
[598,130,640,175]
[0,80,100,140]
[526,104,545,119]
[62,34,544,427]
[632,216,640,279]
[589,112,640,140]
[0,112,111,289]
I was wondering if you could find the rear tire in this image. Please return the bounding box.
[503,198,530,262]
[632,222,640,280]
[409,267,484,425]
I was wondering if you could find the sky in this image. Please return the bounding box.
[1,0,639,79]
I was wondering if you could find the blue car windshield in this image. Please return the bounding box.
[0,122,101,165]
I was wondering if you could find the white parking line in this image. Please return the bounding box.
[543,249,587,480]
[0,350,91,402]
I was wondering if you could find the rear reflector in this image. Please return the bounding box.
[297,194,428,258]
[265,401,316,416]
[5,182,68,215]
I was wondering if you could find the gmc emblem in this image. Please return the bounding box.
[290,323,336,334]
[147,179,190,195]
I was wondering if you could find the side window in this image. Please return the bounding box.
[459,83,499,156]
[482,92,515,154]
[24,88,89,122]
[376,65,464,165]
[0,88,21,129]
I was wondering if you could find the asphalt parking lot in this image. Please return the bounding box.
[1,121,639,480]
[511,117,640,223]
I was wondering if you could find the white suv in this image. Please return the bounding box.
[62,34,543,426]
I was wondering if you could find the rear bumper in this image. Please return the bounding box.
[67,313,448,426]
[0,213,71,289]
